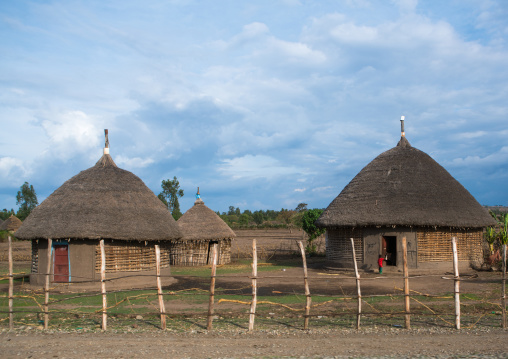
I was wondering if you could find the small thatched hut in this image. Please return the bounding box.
[316,119,496,271]
[174,188,235,265]
[16,130,182,285]
[0,215,23,234]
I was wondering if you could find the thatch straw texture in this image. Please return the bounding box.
[0,215,22,232]
[317,137,496,229]
[177,198,236,241]
[16,154,182,241]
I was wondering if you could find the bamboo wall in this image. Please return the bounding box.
[31,239,38,274]
[326,228,363,265]
[94,239,233,272]
[167,239,232,266]
[417,228,483,264]
[94,242,171,273]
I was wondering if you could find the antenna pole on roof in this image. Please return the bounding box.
[104,129,110,155]
[400,116,405,137]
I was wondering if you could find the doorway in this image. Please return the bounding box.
[53,244,69,282]
[382,236,397,266]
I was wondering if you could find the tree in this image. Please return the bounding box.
[16,182,38,221]
[301,209,325,255]
[295,203,308,212]
[158,176,184,220]
[0,209,15,221]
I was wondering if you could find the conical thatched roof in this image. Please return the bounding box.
[177,193,236,241]
[16,143,182,241]
[0,215,23,233]
[316,135,496,229]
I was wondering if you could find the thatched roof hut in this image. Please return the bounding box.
[317,119,496,271]
[0,215,23,233]
[16,130,182,285]
[172,188,235,265]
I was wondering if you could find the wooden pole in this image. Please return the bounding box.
[44,238,52,330]
[155,245,166,330]
[451,236,460,329]
[298,241,311,330]
[100,239,107,331]
[249,239,258,331]
[350,238,361,329]
[402,236,410,329]
[8,235,14,330]
[502,244,506,329]
[207,243,218,331]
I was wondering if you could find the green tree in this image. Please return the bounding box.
[158,176,184,220]
[0,209,15,221]
[301,209,325,255]
[16,182,38,221]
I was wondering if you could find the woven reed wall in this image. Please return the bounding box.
[326,228,363,264]
[94,242,171,273]
[31,239,38,274]
[417,229,483,264]
[168,239,232,266]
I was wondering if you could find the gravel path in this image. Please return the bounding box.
[2,327,507,358]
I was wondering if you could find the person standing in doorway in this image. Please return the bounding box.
[378,255,384,274]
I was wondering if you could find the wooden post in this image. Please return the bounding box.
[100,239,107,331]
[350,238,361,329]
[44,238,52,330]
[452,236,460,329]
[502,243,506,329]
[155,245,166,330]
[298,241,311,330]
[207,243,218,331]
[8,236,14,330]
[402,236,410,329]
[249,239,258,331]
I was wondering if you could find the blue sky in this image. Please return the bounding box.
[1,0,507,215]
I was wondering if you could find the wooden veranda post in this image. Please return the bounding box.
[350,238,361,329]
[44,238,52,330]
[402,236,410,329]
[249,239,258,331]
[155,245,166,330]
[207,243,218,331]
[451,237,460,329]
[502,244,506,329]
[100,239,107,331]
[8,236,13,330]
[298,241,311,330]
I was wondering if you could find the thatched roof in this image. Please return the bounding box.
[16,151,183,241]
[0,215,23,233]
[316,136,497,229]
[177,195,236,241]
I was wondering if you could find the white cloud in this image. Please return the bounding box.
[0,157,30,181]
[218,154,300,180]
[40,111,101,161]
[115,155,155,169]
[294,188,306,192]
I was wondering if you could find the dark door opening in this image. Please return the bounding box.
[382,236,397,266]
[53,244,69,282]
[207,240,220,265]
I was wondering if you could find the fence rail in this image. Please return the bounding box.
[1,236,507,332]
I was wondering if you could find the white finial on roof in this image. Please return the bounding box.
[104,129,110,155]
[400,116,405,137]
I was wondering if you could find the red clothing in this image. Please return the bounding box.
[378,257,384,267]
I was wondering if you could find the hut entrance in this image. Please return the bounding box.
[53,244,69,282]
[382,236,397,266]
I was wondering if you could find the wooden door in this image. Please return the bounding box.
[53,245,69,282]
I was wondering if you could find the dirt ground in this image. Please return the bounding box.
[2,232,508,358]
[1,328,508,358]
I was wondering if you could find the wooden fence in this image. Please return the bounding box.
[2,235,507,331]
